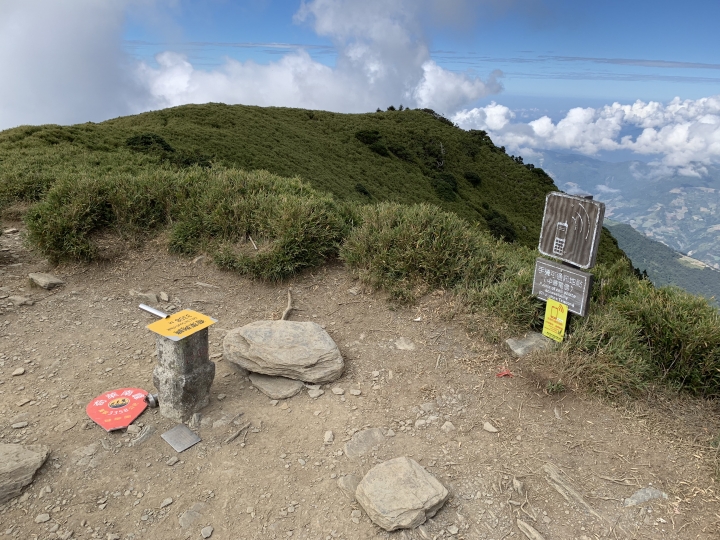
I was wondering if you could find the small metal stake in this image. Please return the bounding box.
[139,304,168,319]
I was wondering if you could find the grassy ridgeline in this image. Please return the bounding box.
[19,165,720,398]
[0,103,625,266]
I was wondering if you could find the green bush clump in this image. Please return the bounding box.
[431,173,458,201]
[25,166,348,281]
[341,203,504,302]
[464,171,482,187]
[126,133,175,153]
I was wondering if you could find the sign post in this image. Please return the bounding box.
[535,192,605,339]
[145,308,217,423]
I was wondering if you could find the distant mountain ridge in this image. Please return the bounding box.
[605,220,719,307]
[537,150,720,270]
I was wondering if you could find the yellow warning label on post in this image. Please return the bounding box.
[146,309,216,341]
[542,298,568,343]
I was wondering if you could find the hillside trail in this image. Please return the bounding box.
[1,221,720,540]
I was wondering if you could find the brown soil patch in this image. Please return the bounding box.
[1,223,720,539]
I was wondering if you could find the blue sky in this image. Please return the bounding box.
[1,0,719,173]
[122,0,720,112]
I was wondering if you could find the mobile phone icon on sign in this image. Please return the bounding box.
[553,222,568,256]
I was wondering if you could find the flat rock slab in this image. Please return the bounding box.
[506,332,553,357]
[249,373,304,399]
[344,428,386,458]
[623,487,668,506]
[356,457,449,531]
[223,321,344,384]
[0,443,50,504]
[28,272,64,290]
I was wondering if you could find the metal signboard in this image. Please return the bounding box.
[538,192,605,269]
[542,299,568,343]
[146,309,216,341]
[532,257,593,316]
[86,387,148,432]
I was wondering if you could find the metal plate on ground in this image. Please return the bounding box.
[161,424,201,452]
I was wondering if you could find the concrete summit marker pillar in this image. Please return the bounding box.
[153,328,215,422]
[142,305,216,423]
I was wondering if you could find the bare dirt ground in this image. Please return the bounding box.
[2,221,720,540]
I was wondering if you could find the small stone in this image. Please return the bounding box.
[440,421,455,433]
[482,422,498,433]
[385,429,395,437]
[107,533,120,540]
[447,525,459,535]
[8,296,33,306]
[35,513,51,523]
[166,457,179,466]
[126,425,141,434]
[355,457,449,531]
[98,503,107,510]
[1,444,50,504]
[179,502,205,528]
[324,431,334,444]
[349,389,362,396]
[623,487,668,507]
[344,428,385,458]
[159,291,169,302]
[394,337,416,351]
[249,373,304,400]
[337,475,361,500]
[12,368,25,376]
[505,332,553,357]
[28,273,64,290]
[351,509,362,518]
[201,525,214,538]
[347,287,361,296]
[269,400,279,406]
[160,497,173,508]
[11,421,28,429]
[331,387,345,395]
[307,388,324,399]
[415,419,427,429]
[371,371,380,378]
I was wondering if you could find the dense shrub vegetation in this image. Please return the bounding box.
[2,103,719,399]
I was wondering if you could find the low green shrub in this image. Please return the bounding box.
[25,166,348,280]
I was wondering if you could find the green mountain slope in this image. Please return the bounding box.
[606,220,720,306]
[0,103,624,265]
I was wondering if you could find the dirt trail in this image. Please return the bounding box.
[1,223,720,540]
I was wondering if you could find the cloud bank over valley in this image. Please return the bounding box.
[453,96,720,176]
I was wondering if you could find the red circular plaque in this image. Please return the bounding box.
[86,387,149,432]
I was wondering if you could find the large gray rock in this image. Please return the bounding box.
[355,457,449,531]
[249,373,304,399]
[344,428,386,458]
[28,272,64,290]
[223,321,344,384]
[506,332,553,357]
[153,328,215,423]
[0,443,50,504]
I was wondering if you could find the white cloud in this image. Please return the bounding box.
[0,0,149,129]
[453,96,720,175]
[141,0,502,115]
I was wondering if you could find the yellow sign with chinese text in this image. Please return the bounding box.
[542,299,567,343]
[146,309,215,341]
